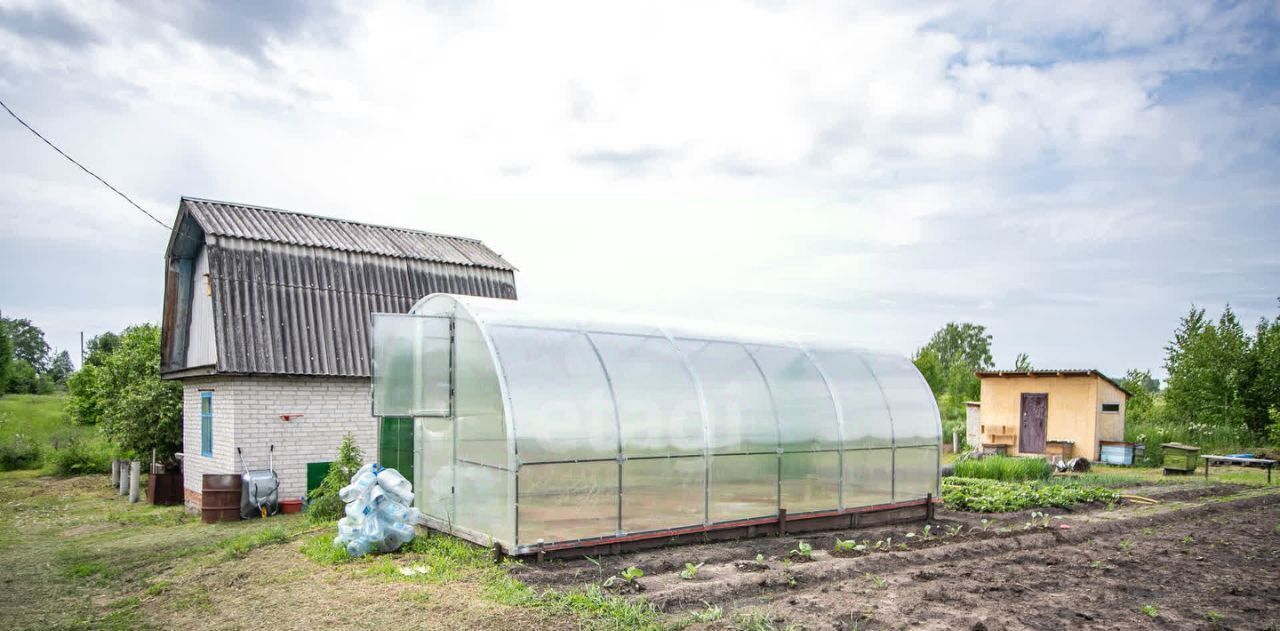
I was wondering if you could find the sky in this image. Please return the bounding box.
[1,0,1278,378]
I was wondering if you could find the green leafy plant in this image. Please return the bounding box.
[307,433,364,523]
[865,573,887,590]
[1119,539,1134,552]
[755,553,765,563]
[788,541,813,560]
[679,562,703,580]
[603,566,644,588]
[1182,535,1195,545]
[943,477,1119,512]
[833,538,867,553]
[1205,610,1223,623]
[945,524,963,537]
[1140,604,1158,619]
[921,524,933,540]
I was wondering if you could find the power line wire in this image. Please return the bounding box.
[0,96,170,230]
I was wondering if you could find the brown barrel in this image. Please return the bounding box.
[201,473,243,523]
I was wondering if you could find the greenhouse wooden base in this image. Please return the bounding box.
[419,496,938,560]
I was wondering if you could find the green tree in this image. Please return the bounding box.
[84,332,120,367]
[68,325,181,460]
[1163,304,1252,437]
[47,350,74,386]
[1119,369,1158,424]
[0,325,11,394]
[1014,353,1032,371]
[1240,305,1280,439]
[914,322,993,435]
[0,317,50,373]
[308,433,364,522]
[922,323,994,372]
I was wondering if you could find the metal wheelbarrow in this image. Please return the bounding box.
[237,445,280,519]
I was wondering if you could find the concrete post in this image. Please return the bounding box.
[110,459,120,486]
[129,461,141,503]
[953,430,960,454]
[118,462,129,496]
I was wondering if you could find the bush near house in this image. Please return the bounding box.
[308,433,364,522]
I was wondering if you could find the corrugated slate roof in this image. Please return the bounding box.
[182,197,515,270]
[161,198,517,378]
[974,369,1132,398]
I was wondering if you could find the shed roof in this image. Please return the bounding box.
[161,198,517,378]
[974,369,1132,398]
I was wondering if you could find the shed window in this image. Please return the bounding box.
[1101,402,1120,413]
[200,391,213,456]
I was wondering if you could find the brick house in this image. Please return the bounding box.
[159,198,516,508]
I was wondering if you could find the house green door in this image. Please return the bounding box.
[379,416,415,482]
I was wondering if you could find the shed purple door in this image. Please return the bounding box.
[1018,393,1048,453]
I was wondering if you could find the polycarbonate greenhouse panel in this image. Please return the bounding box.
[622,456,705,532]
[676,338,779,455]
[861,353,942,446]
[709,453,778,522]
[415,416,453,522]
[809,348,894,449]
[454,461,512,544]
[894,446,941,500]
[518,461,617,543]
[371,314,451,416]
[488,325,617,464]
[453,317,508,468]
[747,343,841,452]
[780,451,840,513]
[844,448,894,507]
[388,293,941,552]
[588,332,704,457]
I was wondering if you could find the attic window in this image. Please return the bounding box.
[203,273,211,296]
[1101,403,1120,413]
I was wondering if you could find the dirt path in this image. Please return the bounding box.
[514,484,1280,630]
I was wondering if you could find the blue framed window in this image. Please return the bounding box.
[200,391,213,457]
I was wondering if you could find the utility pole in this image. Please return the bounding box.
[80,331,85,367]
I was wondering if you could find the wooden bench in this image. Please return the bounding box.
[1200,455,1277,484]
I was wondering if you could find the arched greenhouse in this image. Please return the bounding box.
[371,294,941,555]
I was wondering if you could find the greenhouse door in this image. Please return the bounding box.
[371,313,455,523]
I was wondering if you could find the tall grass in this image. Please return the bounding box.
[1126,418,1261,466]
[952,455,1053,482]
[0,394,113,473]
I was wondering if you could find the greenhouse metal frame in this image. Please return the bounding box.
[371,294,941,556]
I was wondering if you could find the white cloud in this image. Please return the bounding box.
[0,0,1277,376]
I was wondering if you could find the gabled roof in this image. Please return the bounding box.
[160,197,518,378]
[974,369,1132,398]
[174,197,515,270]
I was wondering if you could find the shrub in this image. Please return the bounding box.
[46,438,113,475]
[0,433,42,470]
[307,433,363,522]
[952,455,1053,482]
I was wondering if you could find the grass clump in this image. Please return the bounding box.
[952,455,1053,482]
[943,477,1119,512]
[220,524,290,559]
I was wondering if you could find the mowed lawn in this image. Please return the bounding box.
[0,470,657,631]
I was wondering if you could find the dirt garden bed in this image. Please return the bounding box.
[511,483,1280,629]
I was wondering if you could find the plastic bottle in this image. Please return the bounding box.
[339,471,377,503]
[337,517,360,540]
[345,536,374,557]
[378,501,415,523]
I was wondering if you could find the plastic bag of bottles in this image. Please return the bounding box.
[333,463,420,557]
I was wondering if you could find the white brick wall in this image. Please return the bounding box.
[182,375,378,506]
